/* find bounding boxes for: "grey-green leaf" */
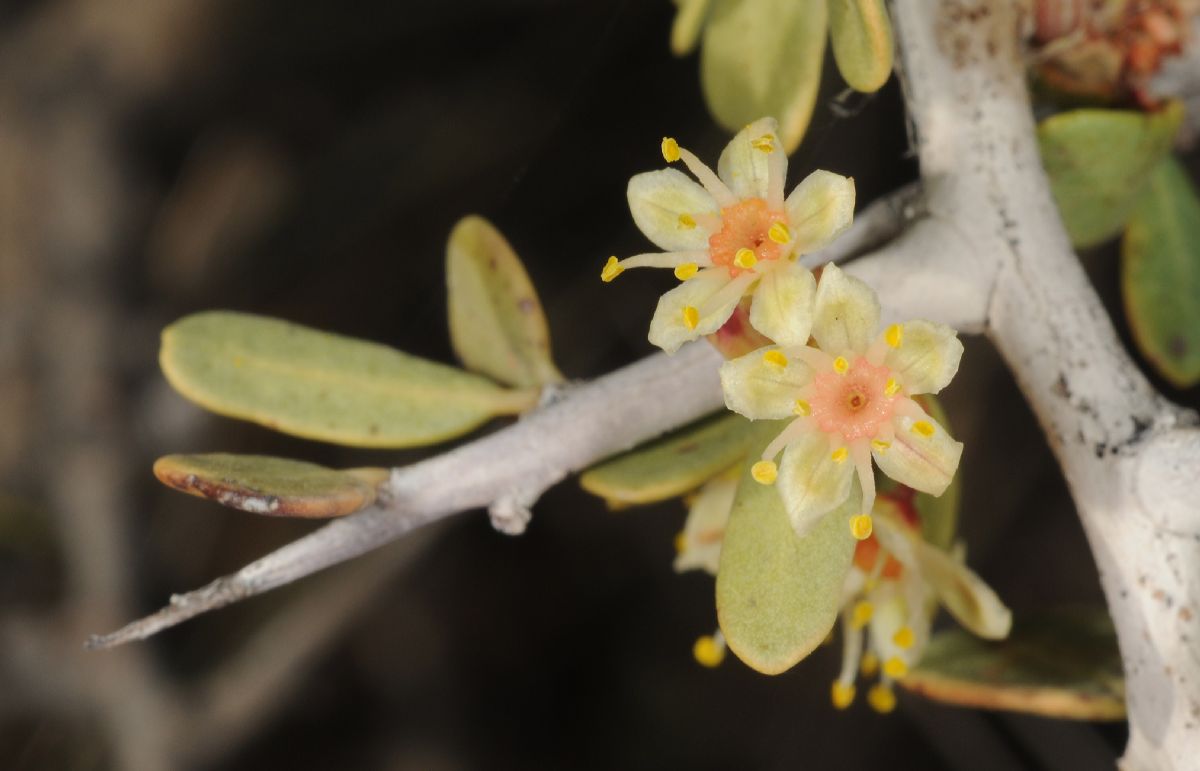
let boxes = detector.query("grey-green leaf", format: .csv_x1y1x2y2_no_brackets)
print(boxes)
828,0,894,93
1039,102,1183,248
154,453,389,518
716,422,857,674
579,413,755,506
701,0,828,154
446,215,563,389
671,0,713,56
161,311,537,448
1122,156,1200,388
901,609,1125,721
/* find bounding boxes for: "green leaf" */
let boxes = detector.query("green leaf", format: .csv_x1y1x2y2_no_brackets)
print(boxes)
446,216,564,389
716,422,857,674
579,413,754,506
901,609,1125,721
1122,157,1200,388
671,0,713,56
154,453,389,518
701,0,827,154
161,311,537,448
1039,102,1183,248
827,0,894,93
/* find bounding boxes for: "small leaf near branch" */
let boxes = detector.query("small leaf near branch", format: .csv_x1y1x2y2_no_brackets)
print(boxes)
579,413,755,506
1038,101,1182,248
701,0,828,154
161,311,537,448
670,0,713,56
446,216,563,389
154,454,389,518
828,0,894,93
900,609,1125,721
1122,156,1200,388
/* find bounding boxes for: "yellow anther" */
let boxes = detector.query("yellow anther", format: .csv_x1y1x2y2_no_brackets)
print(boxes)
885,323,904,348
793,399,811,416
893,626,915,650
661,137,681,162
767,221,791,244
693,635,725,668
682,305,700,330
850,513,874,540
733,248,758,269
884,377,900,396
750,134,775,152
601,256,624,283
833,356,849,375
851,601,874,629
883,656,909,679
762,350,788,368
867,684,897,714
677,213,697,229
674,262,699,281
751,460,778,485
674,531,687,554
860,651,880,677
871,439,891,453
830,681,856,710
911,420,935,437
831,447,849,464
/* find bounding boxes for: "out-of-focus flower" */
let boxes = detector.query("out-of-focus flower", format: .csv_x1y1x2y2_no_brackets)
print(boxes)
603,117,855,353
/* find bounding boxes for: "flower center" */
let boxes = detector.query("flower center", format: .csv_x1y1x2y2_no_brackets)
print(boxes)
809,357,896,442
708,198,788,277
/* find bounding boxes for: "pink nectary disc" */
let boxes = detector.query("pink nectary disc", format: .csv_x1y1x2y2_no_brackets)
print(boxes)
808,357,896,442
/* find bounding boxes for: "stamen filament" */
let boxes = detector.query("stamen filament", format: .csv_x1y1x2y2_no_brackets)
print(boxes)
677,147,737,208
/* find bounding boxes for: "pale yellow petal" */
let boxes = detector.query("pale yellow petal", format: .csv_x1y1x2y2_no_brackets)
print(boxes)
716,117,782,200
873,408,962,496
628,169,720,252
748,261,817,347
778,431,856,537
785,170,855,252
913,537,1012,640
674,469,739,575
884,320,964,395
720,345,814,419
811,263,880,355
648,268,741,353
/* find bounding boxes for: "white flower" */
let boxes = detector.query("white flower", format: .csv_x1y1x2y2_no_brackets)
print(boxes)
603,117,855,353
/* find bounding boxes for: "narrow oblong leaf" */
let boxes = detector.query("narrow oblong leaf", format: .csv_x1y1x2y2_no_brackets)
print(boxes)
446,216,563,389
579,413,755,506
901,609,1125,721
701,0,827,154
154,453,389,518
1039,101,1182,248
161,311,537,448
716,423,857,674
671,0,713,56
828,0,894,93
913,394,959,551
1122,157,1200,388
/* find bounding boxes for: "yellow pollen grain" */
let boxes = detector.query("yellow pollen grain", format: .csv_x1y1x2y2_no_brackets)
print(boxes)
868,684,897,714
871,439,891,453
893,627,915,650
885,323,904,348
883,657,908,679
677,213,696,229
674,262,699,281
750,134,775,152
601,256,623,283
767,221,791,244
833,356,849,374
661,137,681,162
884,377,900,396
762,350,788,368
693,635,725,668
674,531,687,554
682,305,699,330
860,651,880,677
850,513,874,540
734,248,758,269
830,681,856,710
751,460,778,485
851,601,873,629
793,399,811,416
831,447,849,464
911,420,935,437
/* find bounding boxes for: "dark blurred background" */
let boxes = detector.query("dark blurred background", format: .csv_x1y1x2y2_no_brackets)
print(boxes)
4,0,1191,768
